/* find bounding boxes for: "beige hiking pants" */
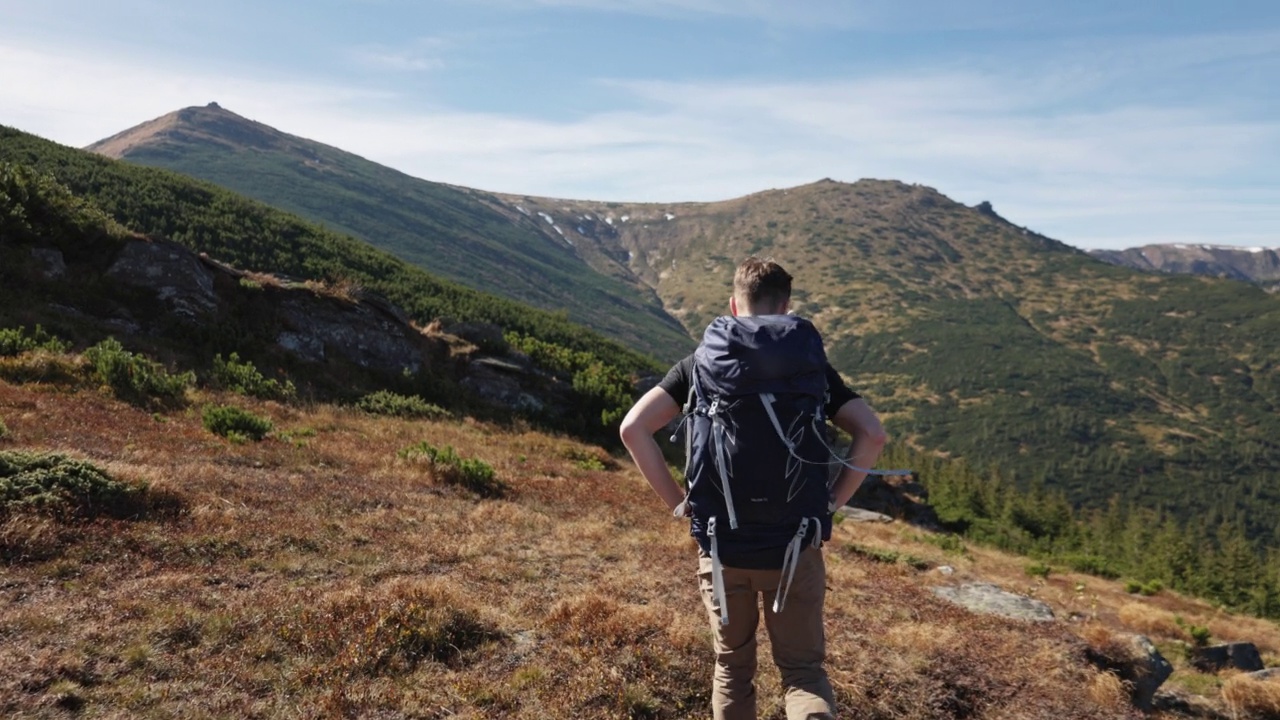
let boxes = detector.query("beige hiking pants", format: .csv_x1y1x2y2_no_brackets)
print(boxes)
697,546,836,720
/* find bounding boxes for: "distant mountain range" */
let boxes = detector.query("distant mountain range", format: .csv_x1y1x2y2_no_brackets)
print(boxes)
63,106,1280,549
1089,244,1280,290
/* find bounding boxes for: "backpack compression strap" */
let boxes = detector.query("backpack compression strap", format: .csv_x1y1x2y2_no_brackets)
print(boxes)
773,516,823,615
707,517,729,626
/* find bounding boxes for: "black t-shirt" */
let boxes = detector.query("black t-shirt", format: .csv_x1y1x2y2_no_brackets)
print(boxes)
658,354,861,569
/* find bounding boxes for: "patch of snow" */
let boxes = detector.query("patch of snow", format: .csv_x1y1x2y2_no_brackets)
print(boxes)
583,214,593,220
605,217,614,225
577,226,585,234
664,213,675,220
553,225,563,236
621,215,630,223
1247,247,1266,253
538,212,554,225
515,205,531,216
628,251,635,262
1174,244,1189,249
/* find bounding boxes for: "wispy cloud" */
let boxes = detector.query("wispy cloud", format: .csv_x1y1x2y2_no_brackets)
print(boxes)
348,37,449,73
0,27,1276,250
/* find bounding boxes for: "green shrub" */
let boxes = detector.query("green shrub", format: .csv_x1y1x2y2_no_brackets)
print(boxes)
85,338,193,406
0,351,85,385
210,352,295,401
1140,579,1164,596
0,416,7,440
356,390,449,420
1125,580,1143,594
1025,562,1052,579
399,442,504,498
202,405,273,442
0,325,70,357
0,450,145,519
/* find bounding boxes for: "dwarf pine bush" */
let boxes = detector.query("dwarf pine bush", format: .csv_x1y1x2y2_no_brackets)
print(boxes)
85,338,193,405
0,325,70,357
355,390,449,420
202,405,273,442
0,450,144,519
210,352,296,401
398,442,503,498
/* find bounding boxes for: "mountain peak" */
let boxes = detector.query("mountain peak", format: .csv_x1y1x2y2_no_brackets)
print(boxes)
86,104,284,159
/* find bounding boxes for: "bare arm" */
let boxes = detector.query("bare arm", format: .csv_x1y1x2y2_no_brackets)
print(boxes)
828,398,888,509
619,386,685,512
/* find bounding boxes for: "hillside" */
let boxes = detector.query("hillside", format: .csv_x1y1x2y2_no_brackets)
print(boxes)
85,104,694,362
4,141,1280,719
498,185,1280,551
1090,244,1280,291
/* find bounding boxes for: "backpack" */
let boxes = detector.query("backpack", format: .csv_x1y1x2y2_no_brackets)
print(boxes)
675,314,835,622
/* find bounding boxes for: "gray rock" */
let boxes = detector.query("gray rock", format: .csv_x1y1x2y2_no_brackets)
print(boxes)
1246,667,1280,681
276,294,425,375
1117,634,1174,711
106,240,218,321
1191,642,1264,673
30,248,66,279
930,582,1055,622
839,507,893,523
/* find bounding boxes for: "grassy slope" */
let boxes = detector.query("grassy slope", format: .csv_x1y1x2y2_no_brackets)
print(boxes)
5,378,1278,719
505,181,1280,548
88,106,693,362
0,125,661,381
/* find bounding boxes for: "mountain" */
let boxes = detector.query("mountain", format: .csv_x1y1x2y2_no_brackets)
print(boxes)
81,111,1280,551
1090,243,1280,290
86,103,694,362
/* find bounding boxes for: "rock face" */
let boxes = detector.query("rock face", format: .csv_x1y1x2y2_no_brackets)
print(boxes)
845,473,940,528
1087,633,1174,712
276,293,430,376
1190,642,1265,673
930,583,1055,622
107,239,219,321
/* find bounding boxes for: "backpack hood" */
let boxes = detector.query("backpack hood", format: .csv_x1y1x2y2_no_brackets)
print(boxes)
694,315,827,397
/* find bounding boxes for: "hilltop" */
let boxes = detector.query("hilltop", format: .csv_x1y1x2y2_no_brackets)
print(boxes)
86,103,694,362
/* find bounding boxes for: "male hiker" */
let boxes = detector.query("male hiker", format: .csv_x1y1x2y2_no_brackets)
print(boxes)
620,256,888,720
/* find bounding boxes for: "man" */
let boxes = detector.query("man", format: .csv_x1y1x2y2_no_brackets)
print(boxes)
620,256,888,720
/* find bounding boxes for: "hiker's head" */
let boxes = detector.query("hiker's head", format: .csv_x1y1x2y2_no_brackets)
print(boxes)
731,256,792,316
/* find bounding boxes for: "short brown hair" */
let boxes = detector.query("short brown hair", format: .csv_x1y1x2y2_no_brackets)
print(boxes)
734,256,792,313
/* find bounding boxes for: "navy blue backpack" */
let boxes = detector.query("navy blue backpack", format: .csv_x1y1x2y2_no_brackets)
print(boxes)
675,314,835,622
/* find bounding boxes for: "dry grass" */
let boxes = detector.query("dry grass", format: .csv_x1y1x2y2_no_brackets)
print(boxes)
1221,673,1280,718
1,377,1276,718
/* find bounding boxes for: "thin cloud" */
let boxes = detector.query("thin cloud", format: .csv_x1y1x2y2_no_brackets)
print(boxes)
348,37,449,73
0,31,1276,250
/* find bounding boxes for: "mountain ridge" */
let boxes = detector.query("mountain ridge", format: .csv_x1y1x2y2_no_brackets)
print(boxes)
87,103,696,362
1090,243,1280,290
79,107,1280,552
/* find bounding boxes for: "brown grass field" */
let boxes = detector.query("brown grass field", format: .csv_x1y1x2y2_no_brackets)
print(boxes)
2,378,1277,719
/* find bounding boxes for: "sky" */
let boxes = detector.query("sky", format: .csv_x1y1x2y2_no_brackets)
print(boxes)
1,0,1277,250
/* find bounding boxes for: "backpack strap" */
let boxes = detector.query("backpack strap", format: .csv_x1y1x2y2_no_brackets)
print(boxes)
708,516,729,626
773,516,823,615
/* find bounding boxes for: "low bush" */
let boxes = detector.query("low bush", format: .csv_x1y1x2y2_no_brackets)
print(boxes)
0,350,85,385
85,338,193,406
203,405,273,442
355,390,449,420
0,416,7,440
210,352,295,401
1025,562,1052,579
1140,580,1164,596
399,442,504,498
0,325,70,357
0,451,145,519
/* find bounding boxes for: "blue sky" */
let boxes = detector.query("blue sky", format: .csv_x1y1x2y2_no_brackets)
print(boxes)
1,0,1277,250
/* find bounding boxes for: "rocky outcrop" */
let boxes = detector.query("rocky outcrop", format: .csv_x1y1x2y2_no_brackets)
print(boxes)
1190,642,1265,673
845,473,940,528
1086,633,1174,712
275,293,431,376
930,583,1055,622
106,239,218,321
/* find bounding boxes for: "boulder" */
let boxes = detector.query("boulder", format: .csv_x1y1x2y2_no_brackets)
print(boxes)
1190,642,1265,673
276,293,430,376
840,507,893,523
1086,633,1174,712
1245,668,1280,681
30,248,66,279
106,240,218,321
930,582,1055,622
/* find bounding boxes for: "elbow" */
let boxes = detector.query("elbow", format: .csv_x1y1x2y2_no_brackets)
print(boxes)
618,415,642,448
863,425,888,450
